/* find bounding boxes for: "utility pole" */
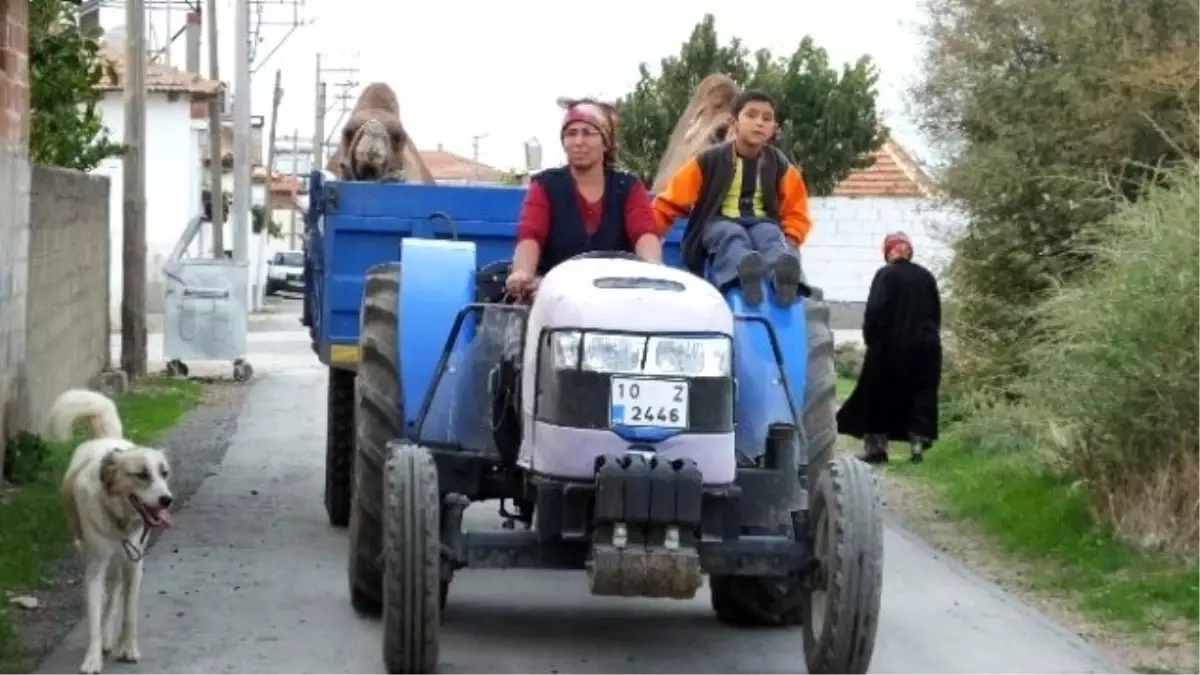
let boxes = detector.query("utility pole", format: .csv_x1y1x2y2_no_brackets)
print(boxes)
206,0,224,258
471,133,488,184
290,129,299,249
254,68,283,311
232,0,252,265
315,51,360,154
314,81,327,168
313,54,326,169
121,0,148,380
184,10,202,256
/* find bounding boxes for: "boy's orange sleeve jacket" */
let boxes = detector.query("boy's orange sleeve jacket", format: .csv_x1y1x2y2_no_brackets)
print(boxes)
777,165,814,246
650,157,815,246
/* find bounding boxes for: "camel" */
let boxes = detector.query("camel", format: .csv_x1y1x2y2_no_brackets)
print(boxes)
650,74,741,195
325,82,436,184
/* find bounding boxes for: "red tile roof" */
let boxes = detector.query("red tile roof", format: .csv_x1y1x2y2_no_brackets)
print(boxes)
418,150,506,183
95,44,222,97
832,139,933,198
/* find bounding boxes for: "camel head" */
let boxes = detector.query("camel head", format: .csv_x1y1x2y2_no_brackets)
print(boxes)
339,113,408,181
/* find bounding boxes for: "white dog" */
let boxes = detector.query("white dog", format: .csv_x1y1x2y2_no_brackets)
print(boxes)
48,389,174,674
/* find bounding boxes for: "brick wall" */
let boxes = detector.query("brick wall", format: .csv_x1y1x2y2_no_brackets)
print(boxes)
23,166,111,433
0,0,31,473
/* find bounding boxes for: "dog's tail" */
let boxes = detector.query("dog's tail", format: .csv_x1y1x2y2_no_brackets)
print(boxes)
46,389,123,442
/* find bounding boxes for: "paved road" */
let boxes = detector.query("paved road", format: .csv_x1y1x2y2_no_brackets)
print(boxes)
43,302,1121,674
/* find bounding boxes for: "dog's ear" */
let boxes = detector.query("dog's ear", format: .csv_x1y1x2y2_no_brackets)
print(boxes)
100,450,120,493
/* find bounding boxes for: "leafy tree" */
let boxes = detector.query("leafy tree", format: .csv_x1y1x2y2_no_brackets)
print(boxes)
910,0,1200,403
252,204,284,239
29,0,124,170
617,14,886,196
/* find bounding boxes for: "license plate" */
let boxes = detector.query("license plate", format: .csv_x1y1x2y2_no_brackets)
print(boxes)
609,377,689,429
287,274,302,282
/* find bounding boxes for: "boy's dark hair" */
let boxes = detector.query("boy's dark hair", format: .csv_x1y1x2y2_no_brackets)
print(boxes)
732,89,778,118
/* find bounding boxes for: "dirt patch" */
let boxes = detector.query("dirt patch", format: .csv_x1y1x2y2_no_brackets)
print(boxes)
858,442,1199,674
7,380,250,672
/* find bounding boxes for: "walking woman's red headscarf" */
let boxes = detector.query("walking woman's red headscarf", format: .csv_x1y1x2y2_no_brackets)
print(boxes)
883,231,914,262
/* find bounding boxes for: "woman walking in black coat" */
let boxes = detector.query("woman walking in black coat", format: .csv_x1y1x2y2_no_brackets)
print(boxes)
837,231,943,465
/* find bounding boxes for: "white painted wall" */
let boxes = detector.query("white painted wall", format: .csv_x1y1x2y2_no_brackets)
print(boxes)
803,196,961,303
93,92,201,325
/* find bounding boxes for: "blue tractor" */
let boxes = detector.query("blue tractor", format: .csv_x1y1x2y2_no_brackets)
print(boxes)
304,172,884,674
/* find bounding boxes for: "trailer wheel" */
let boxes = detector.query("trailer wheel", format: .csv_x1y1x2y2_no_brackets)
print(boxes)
324,366,355,527
710,290,839,627
802,455,883,675
382,442,442,675
349,262,404,616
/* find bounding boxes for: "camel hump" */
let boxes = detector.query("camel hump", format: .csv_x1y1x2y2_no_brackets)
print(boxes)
354,82,401,117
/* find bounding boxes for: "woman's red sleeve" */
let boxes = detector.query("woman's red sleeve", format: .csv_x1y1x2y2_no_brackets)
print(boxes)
516,182,551,247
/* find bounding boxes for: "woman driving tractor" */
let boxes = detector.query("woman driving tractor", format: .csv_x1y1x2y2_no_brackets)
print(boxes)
504,99,663,298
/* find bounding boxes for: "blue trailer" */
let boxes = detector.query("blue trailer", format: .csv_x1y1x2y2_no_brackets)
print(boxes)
303,171,883,675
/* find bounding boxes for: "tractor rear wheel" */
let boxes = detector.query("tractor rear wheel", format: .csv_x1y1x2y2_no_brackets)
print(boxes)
349,262,403,616
710,288,839,628
324,367,355,528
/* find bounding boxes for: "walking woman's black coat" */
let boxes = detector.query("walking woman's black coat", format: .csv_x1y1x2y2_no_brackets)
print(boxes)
836,259,943,446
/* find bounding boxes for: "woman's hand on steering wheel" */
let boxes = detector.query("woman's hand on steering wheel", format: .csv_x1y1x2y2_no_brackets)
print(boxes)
504,269,540,303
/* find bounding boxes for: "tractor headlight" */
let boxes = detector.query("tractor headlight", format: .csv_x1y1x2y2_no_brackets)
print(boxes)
582,333,647,374
550,331,582,370
547,330,730,377
645,336,731,377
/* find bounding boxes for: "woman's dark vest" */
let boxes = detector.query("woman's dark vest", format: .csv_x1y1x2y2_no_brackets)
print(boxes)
680,141,789,275
532,167,634,276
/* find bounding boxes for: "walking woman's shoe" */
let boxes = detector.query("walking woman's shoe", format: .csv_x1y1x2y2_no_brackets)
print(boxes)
856,435,889,465
857,450,889,465
908,435,928,465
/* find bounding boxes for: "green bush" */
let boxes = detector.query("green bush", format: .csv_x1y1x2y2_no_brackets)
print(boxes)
833,342,864,380
1019,163,1199,555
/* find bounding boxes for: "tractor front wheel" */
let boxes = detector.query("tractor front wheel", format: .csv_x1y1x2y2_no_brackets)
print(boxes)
382,442,442,674
801,455,884,674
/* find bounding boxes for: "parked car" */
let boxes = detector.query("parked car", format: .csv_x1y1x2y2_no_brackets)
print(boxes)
266,250,305,295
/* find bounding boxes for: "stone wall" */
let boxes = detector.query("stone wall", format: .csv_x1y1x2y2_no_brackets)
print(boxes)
0,0,31,474
23,166,111,433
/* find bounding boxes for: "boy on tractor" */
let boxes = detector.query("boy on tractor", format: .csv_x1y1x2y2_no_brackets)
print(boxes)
651,89,813,306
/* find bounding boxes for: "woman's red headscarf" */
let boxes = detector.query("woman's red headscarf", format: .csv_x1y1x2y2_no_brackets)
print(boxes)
883,231,914,262
559,97,619,167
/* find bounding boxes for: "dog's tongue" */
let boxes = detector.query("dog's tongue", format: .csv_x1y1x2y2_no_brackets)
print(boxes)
149,508,173,528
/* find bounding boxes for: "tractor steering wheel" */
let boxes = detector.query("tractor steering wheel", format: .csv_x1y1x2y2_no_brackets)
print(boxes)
565,250,642,263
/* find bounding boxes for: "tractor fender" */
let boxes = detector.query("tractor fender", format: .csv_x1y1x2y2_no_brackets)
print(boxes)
727,289,810,464
398,238,477,432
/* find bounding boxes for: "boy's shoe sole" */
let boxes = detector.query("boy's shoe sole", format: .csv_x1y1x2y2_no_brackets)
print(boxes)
772,254,802,307
737,252,766,305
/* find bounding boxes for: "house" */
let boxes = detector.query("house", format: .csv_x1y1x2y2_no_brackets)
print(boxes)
91,41,222,327
420,147,511,184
